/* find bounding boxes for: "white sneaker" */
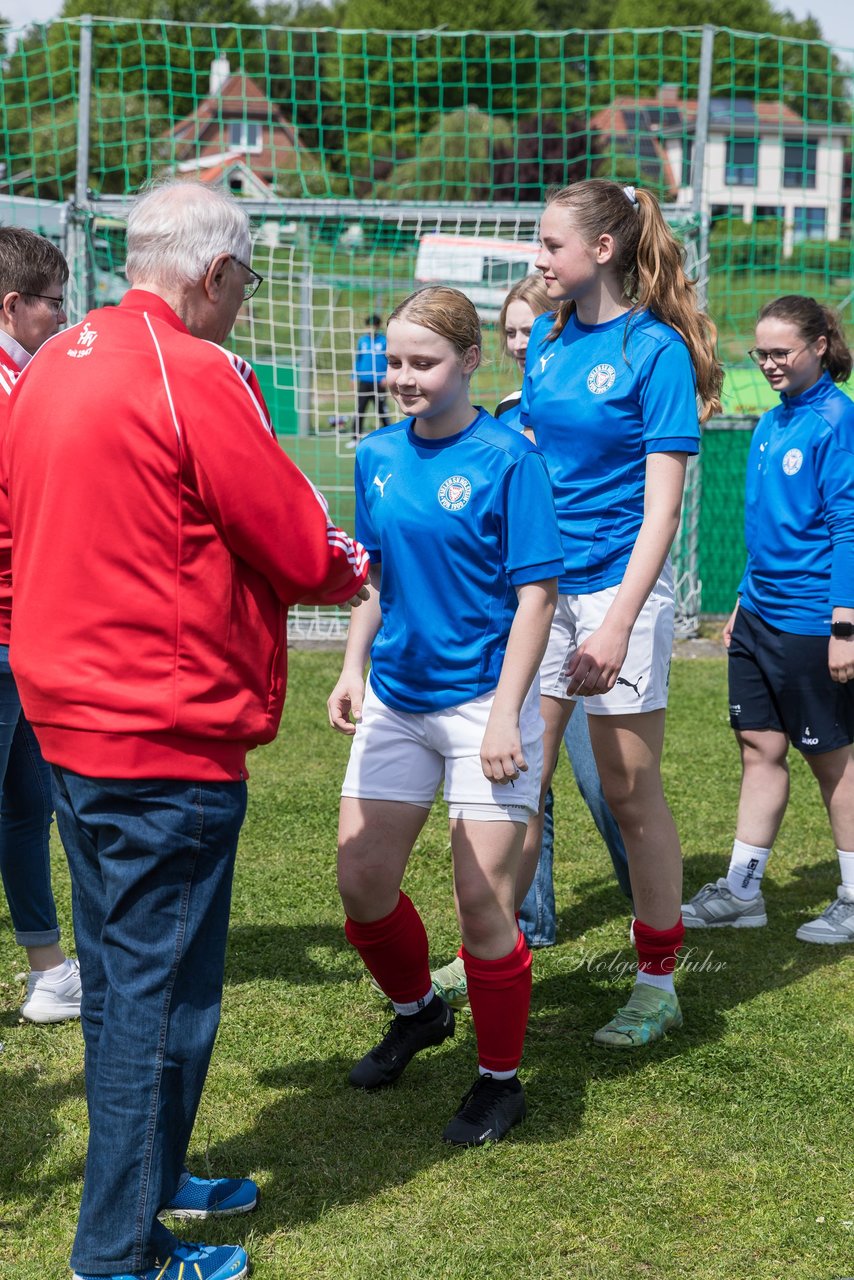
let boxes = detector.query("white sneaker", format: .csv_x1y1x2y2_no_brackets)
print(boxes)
682,877,767,928
21,958,82,1023
795,886,854,944
344,439,358,449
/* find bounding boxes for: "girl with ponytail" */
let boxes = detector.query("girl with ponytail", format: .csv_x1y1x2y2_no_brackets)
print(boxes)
519,177,723,1049
683,296,854,945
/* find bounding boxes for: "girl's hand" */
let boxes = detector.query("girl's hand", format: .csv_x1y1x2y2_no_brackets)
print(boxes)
565,621,631,697
722,602,739,649
480,709,527,784
327,672,366,734
829,636,854,684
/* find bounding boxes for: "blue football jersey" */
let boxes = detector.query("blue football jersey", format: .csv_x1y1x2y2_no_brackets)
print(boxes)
739,372,854,634
355,407,564,713
354,333,388,383
520,309,700,592
495,390,524,432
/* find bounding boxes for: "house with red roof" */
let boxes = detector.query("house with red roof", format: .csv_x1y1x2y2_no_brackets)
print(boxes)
592,88,848,252
166,58,305,196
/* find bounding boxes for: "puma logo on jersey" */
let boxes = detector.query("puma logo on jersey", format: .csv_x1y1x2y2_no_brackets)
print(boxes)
616,674,643,697
539,352,555,374
372,472,392,498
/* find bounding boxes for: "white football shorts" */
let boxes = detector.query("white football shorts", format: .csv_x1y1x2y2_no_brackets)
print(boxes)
341,677,544,820
539,563,674,715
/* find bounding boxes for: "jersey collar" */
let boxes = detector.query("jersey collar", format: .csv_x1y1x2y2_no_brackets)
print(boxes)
119,289,191,335
0,328,31,370
406,406,486,449
779,370,834,411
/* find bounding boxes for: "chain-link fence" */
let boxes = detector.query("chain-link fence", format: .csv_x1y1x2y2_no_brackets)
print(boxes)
1,19,852,632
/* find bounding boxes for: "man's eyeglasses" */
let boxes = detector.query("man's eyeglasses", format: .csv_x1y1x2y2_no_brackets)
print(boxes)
747,346,806,368
230,256,264,302
21,292,64,313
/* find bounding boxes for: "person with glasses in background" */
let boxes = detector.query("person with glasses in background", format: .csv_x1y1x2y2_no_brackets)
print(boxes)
0,227,82,1023
5,181,369,1280
683,295,854,944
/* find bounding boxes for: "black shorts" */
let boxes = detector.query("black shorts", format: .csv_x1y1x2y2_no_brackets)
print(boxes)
728,606,854,755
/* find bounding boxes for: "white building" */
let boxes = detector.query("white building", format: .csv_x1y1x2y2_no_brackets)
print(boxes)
592,90,849,255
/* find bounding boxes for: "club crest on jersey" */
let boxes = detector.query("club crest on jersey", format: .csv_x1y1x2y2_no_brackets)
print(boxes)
587,363,616,394
67,321,98,359
438,474,472,511
782,448,803,476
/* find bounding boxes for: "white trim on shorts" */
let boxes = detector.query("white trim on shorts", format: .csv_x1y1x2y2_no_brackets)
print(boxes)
539,562,674,715
341,678,544,818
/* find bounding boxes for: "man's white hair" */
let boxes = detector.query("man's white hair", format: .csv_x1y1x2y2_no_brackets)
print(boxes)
125,181,252,288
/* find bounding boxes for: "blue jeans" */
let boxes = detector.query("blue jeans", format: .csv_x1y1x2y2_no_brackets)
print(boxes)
52,767,247,1275
0,646,58,947
519,706,632,948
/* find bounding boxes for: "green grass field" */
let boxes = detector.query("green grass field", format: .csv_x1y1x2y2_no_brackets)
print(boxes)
2,653,853,1280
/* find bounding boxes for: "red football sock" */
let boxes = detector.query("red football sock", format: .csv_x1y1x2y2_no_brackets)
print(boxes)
633,917,684,976
345,892,431,1005
462,932,532,1073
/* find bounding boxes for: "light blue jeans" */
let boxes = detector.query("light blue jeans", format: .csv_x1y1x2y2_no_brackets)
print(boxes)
0,644,58,946
519,706,631,947
53,767,247,1275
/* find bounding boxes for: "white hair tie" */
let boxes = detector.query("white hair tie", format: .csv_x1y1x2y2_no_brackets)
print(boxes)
623,185,639,207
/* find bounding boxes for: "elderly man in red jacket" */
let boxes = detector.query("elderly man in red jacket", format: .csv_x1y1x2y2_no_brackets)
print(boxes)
5,182,369,1280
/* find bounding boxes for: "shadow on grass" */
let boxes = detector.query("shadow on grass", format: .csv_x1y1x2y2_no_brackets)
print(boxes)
225,922,355,987
0,1064,85,1209
199,1014,595,1234
210,846,852,1225
198,852,847,1234
529,850,847,1098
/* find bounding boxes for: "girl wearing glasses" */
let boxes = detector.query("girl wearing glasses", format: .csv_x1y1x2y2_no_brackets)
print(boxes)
328,286,563,1144
683,295,854,943
521,178,722,1049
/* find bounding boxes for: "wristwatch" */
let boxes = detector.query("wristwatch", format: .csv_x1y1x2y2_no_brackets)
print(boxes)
831,621,854,639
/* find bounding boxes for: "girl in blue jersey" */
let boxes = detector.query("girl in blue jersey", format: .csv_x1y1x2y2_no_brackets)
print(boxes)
328,286,564,1145
431,276,631,1010
521,178,723,1048
683,296,854,942
497,275,633,925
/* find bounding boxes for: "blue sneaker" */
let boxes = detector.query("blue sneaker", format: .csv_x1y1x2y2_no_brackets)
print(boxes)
161,1172,258,1219
72,1240,248,1280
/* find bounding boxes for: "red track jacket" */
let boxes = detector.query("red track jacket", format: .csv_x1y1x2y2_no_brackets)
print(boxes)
0,342,26,646
5,290,368,779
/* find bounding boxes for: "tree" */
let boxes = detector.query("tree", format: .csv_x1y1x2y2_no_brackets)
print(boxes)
374,106,514,201
492,113,593,203
325,0,541,190
607,0,850,123
16,92,165,198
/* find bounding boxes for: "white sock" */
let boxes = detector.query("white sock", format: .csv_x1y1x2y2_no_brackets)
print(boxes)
391,987,434,1016
726,840,771,900
479,1065,517,1080
837,849,854,895
31,959,71,980
635,971,675,994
